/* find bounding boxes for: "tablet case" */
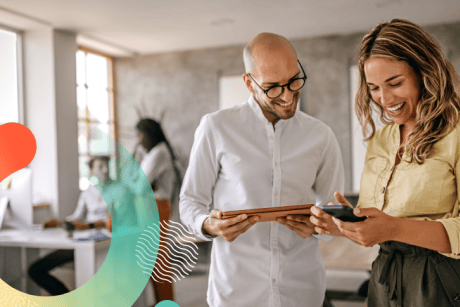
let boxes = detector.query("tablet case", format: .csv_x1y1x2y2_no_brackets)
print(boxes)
221,204,313,222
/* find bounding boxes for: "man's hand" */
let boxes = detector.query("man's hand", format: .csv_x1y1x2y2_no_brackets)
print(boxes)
43,219,62,228
277,214,317,239
202,209,259,242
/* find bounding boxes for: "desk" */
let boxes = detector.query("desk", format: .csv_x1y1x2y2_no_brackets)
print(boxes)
0,228,110,293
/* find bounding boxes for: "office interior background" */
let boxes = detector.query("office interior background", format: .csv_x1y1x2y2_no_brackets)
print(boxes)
0,0,460,306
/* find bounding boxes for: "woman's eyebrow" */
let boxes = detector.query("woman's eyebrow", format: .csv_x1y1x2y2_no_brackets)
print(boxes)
367,74,404,86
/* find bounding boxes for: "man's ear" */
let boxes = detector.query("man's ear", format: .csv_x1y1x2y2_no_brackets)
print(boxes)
243,73,255,94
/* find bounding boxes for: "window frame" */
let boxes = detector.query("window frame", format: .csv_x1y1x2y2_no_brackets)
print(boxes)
0,23,24,125
76,46,119,187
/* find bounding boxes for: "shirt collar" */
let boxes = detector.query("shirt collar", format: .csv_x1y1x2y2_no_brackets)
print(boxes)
248,94,269,124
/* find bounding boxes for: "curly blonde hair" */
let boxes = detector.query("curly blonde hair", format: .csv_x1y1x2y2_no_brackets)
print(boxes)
355,18,460,163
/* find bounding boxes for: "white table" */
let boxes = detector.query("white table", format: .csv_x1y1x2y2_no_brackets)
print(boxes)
0,228,111,293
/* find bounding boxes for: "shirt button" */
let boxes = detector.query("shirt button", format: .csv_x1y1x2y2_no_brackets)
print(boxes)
273,248,277,253
391,166,394,171
272,278,276,283
269,136,274,140
272,221,276,225
274,191,278,196
274,162,278,166
382,187,386,194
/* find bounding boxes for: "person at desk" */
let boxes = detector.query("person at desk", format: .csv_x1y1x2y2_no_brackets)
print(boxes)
180,32,344,307
28,155,112,295
311,19,460,306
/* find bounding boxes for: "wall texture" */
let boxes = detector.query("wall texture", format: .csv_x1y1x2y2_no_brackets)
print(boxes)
115,21,460,193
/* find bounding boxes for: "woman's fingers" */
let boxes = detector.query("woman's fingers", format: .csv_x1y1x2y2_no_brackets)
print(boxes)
334,191,353,208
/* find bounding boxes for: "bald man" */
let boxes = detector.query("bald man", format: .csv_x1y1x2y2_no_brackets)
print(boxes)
180,33,344,307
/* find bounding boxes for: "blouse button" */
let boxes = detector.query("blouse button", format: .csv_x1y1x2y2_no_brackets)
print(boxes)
382,187,386,194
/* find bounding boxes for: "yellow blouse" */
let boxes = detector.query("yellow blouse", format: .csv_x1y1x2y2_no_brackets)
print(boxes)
357,122,460,258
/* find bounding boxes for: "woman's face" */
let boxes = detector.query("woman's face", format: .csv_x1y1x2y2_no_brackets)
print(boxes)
136,130,147,149
364,57,421,131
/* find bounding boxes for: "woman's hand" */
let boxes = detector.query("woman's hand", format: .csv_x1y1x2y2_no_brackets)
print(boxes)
332,206,399,247
309,191,351,237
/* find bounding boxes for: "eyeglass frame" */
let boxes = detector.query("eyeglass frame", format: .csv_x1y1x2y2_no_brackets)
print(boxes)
246,59,307,99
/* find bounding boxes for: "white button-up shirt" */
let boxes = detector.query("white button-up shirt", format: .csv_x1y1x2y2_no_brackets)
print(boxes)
66,184,108,223
180,95,344,307
139,142,175,201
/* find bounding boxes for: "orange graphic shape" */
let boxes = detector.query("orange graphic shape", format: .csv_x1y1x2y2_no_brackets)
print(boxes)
0,123,37,182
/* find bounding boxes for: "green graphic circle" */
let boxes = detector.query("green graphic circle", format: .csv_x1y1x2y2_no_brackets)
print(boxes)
156,301,180,307
0,131,183,306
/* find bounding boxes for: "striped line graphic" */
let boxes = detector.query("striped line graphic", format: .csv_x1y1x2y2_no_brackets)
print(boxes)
135,220,199,283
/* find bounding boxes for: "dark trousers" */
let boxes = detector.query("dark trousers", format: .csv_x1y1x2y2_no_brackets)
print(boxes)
368,241,460,307
28,249,73,295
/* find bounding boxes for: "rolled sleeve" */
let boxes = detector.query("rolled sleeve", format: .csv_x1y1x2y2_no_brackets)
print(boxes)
438,218,460,259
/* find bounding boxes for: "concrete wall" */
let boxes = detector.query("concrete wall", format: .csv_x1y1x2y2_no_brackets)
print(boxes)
115,21,460,193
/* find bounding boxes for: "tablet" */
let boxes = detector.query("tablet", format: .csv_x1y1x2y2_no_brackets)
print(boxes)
221,204,313,222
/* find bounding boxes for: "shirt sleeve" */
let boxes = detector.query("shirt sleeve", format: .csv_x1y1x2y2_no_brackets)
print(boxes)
66,190,87,222
179,115,221,241
312,126,345,241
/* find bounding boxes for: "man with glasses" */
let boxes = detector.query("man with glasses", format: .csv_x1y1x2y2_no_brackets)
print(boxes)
180,32,344,307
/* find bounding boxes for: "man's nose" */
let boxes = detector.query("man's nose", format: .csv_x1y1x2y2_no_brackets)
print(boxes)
279,86,295,102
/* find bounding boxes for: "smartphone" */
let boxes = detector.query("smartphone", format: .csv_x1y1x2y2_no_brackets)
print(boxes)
319,205,367,222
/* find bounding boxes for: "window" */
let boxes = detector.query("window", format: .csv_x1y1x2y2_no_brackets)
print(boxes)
0,27,22,124
76,48,117,190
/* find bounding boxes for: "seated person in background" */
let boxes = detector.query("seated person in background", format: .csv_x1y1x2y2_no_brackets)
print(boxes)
28,156,112,296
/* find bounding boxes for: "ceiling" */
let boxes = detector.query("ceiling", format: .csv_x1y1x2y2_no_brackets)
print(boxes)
1,0,459,56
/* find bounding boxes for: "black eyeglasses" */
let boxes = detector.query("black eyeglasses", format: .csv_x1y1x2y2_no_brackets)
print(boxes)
247,60,307,99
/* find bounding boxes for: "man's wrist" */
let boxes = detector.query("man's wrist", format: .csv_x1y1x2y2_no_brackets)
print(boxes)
202,217,217,238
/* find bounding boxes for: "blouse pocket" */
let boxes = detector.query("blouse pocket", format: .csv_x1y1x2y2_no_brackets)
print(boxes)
359,157,388,205
392,159,453,215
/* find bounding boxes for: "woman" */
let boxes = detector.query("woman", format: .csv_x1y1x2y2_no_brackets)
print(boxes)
310,19,460,306
135,118,182,220
135,118,182,302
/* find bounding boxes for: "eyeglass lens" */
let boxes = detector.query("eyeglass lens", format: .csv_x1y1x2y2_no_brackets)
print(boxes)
267,78,305,98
